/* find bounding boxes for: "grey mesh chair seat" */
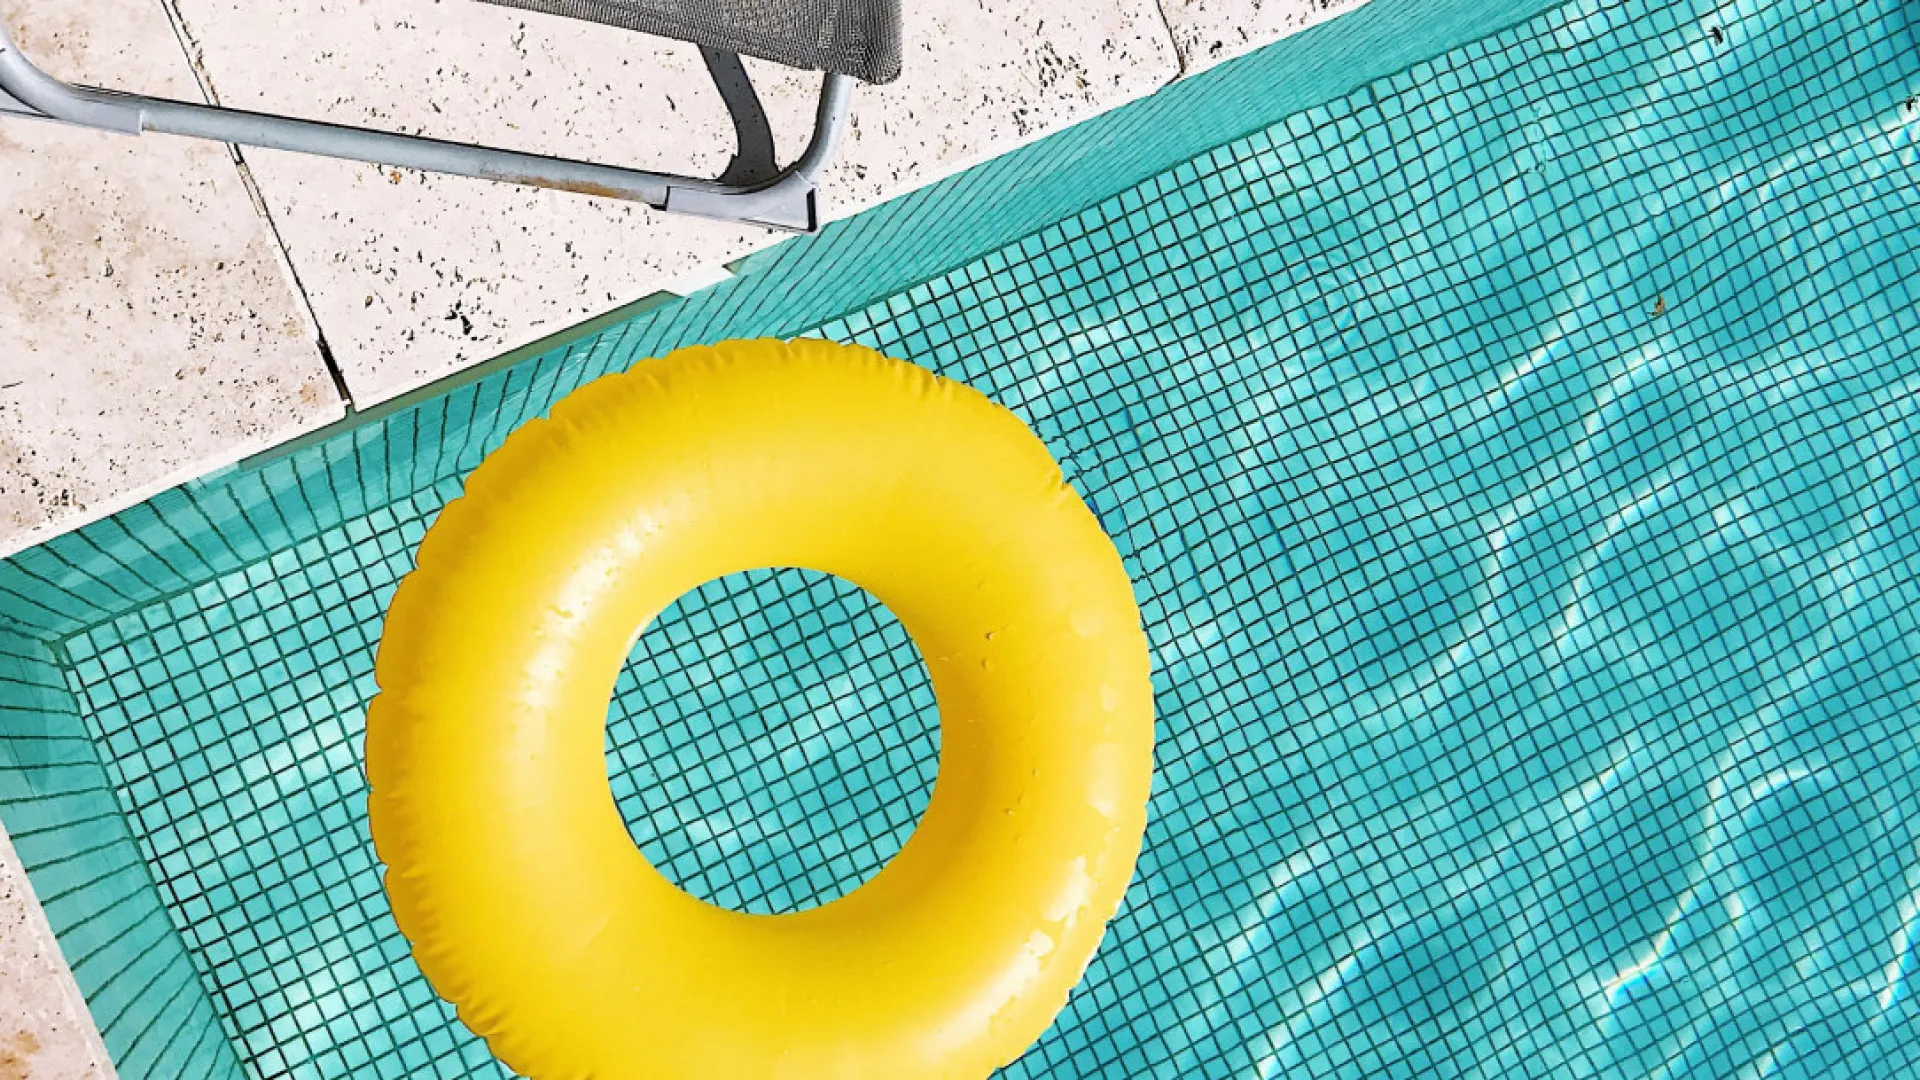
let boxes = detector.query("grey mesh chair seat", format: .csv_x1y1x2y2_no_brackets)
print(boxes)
484,0,901,83
0,0,899,230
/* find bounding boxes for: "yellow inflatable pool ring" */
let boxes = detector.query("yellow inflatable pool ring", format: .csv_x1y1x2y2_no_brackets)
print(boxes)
367,338,1153,1079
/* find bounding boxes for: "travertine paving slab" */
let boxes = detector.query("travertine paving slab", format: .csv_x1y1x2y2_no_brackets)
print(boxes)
0,0,340,559
164,0,1180,404
0,827,114,1080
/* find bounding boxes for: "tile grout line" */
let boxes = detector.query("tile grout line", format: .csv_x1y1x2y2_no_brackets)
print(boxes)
150,0,358,414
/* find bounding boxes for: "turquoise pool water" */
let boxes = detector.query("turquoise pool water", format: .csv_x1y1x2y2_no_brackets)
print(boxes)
5,0,1920,1075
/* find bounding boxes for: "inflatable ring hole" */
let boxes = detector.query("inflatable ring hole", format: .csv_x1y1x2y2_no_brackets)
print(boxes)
605,567,940,915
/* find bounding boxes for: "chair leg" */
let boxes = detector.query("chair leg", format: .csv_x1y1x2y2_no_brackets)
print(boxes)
702,48,780,188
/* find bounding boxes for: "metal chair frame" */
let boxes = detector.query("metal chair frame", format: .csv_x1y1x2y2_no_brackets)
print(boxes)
0,18,854,232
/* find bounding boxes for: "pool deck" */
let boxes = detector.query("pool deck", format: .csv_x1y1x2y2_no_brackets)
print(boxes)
1,829,114,1079
1,0,1373,564
0,0,1367,1071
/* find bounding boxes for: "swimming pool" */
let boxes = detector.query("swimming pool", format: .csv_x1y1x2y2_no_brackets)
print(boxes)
4,0,1918,1075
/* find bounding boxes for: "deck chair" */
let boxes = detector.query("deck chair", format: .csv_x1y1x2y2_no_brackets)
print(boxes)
0,0,901,231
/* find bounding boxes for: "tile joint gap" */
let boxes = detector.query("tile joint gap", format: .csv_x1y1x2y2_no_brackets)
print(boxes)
1150,0,1190,80
155,0,357,413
